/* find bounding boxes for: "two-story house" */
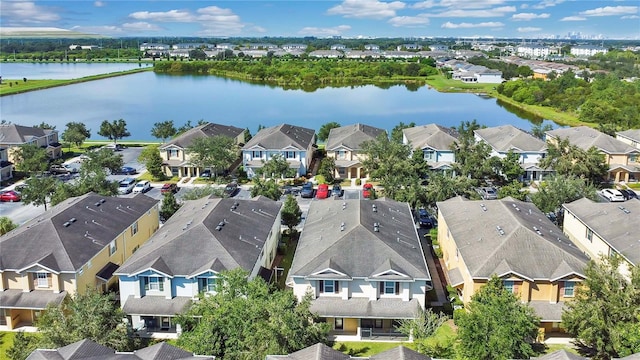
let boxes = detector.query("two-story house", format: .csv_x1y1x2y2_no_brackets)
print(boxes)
115,196,282,337
287,199,432,341
562,198,639,279
402,124,459,172
242,124,316,179
546,126,640,183
0,123,62,163
159,123,245,178
0,147,13,182
0,193,159,330
325,124,385,180
474,125,550,181
436,197,589,337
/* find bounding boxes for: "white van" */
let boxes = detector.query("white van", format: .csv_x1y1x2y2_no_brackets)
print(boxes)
601,189,625,202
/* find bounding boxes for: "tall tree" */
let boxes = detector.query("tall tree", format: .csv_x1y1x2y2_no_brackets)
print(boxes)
150,120,177,143
539,137,608,184
61,122,91,149
500,150,525,183
451,120,493,180
187,136,238,178
37,289,133,351
530,174,597,216
361,133,415,200
138,145,164,180
281,194,302,233
34,121,56,130
160,192,181,221
395,308,448,340
6,331,38,360
457,276,540,360
562,257,640,360
316,157,335,184
250,178,282,201
97,119,130,144
176,268,330,359
259,154,290,179
391,121,416,143
13,143,49,174
530,123,553,140
317,121,340,142
0,216,17,235
21,176,58,211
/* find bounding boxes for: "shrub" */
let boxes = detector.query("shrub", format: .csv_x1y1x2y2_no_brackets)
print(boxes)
355,178,362,186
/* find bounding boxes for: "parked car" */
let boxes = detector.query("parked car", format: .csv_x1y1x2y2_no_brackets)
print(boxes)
104,143,123,151
0,190,21,202
362,183,373,198
281,185,300,196
132,180,151,194
118,178,136,194
600,188,625,202
479,187,497,200
160,183,178,195
199,170,212,178
49,164,76,174
300,182,314,198
332,184,344,197
416,208,436,229
117,166,137,175
316,184,329,199
224,182,239,197
619,189,638,200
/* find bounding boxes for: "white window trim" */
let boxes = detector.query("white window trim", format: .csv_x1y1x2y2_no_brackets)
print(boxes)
36,273,49,288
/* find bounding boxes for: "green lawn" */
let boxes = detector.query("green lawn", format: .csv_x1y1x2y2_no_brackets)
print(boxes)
0,331,15,359
333,341,416,356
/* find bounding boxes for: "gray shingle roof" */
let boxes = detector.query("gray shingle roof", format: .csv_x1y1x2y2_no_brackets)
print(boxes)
289,198,430,281
370,346,431,360
535,349,588,360
562,198,640,266
243,124,315,150
121,295,192,316
0,289,67,310
402,124,459,151
160,123,244,150
436,197,588,281
326,124,385,151
546,126,638,154
309,297,422,319
265,343,350,360
0,124,57,144
0,193,159,273
617,129,640,145
475,125,547,152
528,301,566,322
115,196,281,277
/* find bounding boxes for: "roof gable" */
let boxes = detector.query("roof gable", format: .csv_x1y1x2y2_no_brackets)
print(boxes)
475,125,546,153
243,124,315,151
326,124,385,151
547,126,637,154
161,123,244,149
403,124,459,151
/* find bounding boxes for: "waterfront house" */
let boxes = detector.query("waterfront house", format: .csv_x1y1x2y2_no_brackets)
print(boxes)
287,199,432,341
436,197,589,337
115,196,282,337
546,126,640,183
159,123,245,178
0,123,62,163
242,124,316,179
0,193,159,330
562,198,639,279
139,43,170,56
402,124,459,172
474,125,550,181
325,124,385,180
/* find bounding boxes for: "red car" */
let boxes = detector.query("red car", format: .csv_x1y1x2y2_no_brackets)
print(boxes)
316,184,329,199
160,183,178,194
362,183,373,198
0,190,21,202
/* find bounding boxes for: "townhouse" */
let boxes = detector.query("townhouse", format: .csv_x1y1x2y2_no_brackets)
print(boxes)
0,193,159,330
402,124,459,172
546,126,640,183
325,124,385,180
437,197,589,336
159,122,245,178
474,124,550,181
570,45,608,57
562,198,639,279
287,199,431,341
616,129,640,150
242,124,316,179
0,147,12,182
0,123,62,163
115,196,282,337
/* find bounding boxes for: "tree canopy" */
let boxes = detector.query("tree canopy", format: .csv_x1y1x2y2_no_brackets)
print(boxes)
176,268,330,359
250,178,282,201
0,216,17,235
259,154,291,179
530,174,598,215
150,120,177,143
187,135,238,178
21,175,58,210
539,137,608,184
97,119,130,143
317,121,340,142
13,143,49,174
61,122,91,148
138,145,165,180
281,194,302,233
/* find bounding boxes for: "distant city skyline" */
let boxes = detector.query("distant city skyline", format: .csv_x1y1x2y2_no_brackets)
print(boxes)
0,0,638,40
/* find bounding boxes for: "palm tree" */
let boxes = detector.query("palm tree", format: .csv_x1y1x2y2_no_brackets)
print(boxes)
0,216,17,235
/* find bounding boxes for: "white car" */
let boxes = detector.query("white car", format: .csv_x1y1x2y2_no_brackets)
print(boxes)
601,189,625,202
132,180,151,194
118,178,136,194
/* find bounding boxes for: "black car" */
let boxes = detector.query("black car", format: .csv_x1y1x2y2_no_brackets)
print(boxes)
417,208,436,229
199,170,211,178
620,189,638,200
332,184,344,197
300,182,314,198
224,182,239,197
118,166,137,175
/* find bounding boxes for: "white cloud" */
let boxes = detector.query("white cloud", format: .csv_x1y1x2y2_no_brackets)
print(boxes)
561,16,586,21
511,12,549,21
251,25,267,33
70,25,123,36
388,14,430,27
298,25,351,37
531,0,564,10
122,22,161,32
517,26,542,32
579,6,638,17
411,0,437,9
621,15,640,19
0,1,60,24
428,6,515,18
441,21,503,28
129,9,193,22
94,1,105,7
128,6,246,36
435,0,507,9
327,0,405,19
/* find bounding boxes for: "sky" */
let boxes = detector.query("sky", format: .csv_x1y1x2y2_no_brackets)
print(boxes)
0,0,639,39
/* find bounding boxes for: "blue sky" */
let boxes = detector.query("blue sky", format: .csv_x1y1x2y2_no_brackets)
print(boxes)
1,0,638,39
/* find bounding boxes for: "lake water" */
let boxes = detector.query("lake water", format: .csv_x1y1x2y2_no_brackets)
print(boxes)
0,62,151,80
0,62,557,141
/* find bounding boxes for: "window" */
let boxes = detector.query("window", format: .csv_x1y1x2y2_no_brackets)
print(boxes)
284,151,295,159
380,281,399,295
374,319,383,328
167,149,179,158
252,151,262,158
334,318,343,330
109,240,117,256
319,280,338,294
199,278,216,293
423,150,435,161
144,277,164,291
337,150,347,160
503,280,514,293
564,281,575,297
36,273,49,288
131,222,139,236
586,228,593,243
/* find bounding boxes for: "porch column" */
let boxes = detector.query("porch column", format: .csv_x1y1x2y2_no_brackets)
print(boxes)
0,272,5,291
624,172,629,182
549,283,558,304
133,278,141,298
22,273,31,292
51,273,61,293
